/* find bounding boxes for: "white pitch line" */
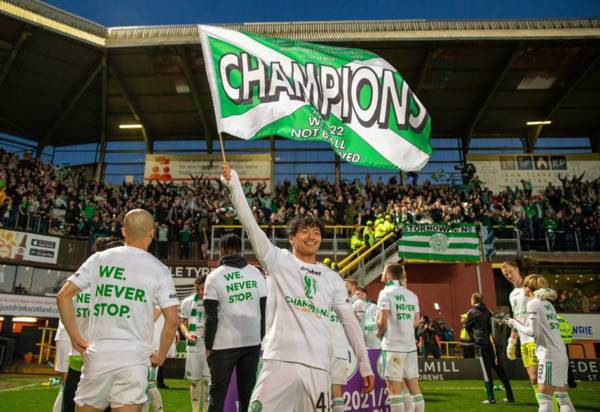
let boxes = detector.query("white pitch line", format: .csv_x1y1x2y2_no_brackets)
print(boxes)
0,383,39,392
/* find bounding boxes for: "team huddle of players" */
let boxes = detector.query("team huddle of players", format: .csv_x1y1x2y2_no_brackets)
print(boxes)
52,164,575,412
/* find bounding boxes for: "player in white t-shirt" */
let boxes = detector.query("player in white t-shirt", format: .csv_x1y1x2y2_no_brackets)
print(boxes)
501,261,539,402
222,164,374,412
203,233,267,412
53,320,71,412
377,264,424,412
57,209,179,412
352,287,369,324
180,276,210,412
62,237,123,412
507,275,576,412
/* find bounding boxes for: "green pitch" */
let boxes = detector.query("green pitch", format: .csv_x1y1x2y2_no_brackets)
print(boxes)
1,374,599,411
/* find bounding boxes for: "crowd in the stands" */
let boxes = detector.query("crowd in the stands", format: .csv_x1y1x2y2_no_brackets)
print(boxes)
0,150,599,255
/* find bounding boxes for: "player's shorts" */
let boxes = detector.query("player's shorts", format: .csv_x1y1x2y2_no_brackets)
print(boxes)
377,350,419,380
521,341,539,368
249,359,331,412
185,350,210,381
330,357,349,385
54,340,71,373
74,364,148,409
537,355,568,387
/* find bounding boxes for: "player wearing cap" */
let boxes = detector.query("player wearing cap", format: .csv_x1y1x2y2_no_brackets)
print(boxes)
377,264,424,412
507,275,576,412
222,164,374,412
57,209,179,412
180,276,211,412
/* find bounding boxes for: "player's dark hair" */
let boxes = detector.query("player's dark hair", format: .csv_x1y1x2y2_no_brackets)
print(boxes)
501,260,519,270
286,214,324,238
220,233,242,254
471,292,483,304
195,274,207,285
92,236,123,252
386,264,405,280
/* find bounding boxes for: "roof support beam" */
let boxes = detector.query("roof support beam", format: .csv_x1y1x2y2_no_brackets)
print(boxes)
37,61,102,155
542,51,600,120
524,124,543,153
95,52,108,183
176,47,215,152
0,114,37,141
108,63,153,153
462,46,522,156
0,31,31,91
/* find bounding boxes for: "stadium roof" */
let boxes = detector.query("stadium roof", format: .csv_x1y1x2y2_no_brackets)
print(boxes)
0,0,599,154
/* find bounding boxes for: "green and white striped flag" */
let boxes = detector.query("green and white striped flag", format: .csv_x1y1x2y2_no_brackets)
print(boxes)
398,224,481,263
199,25,432,171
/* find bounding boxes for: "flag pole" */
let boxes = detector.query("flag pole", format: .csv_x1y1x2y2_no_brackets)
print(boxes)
218,133,227,163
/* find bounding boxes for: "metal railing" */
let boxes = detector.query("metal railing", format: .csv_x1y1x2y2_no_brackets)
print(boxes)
209,224,359,260
341,233,398,286
491,224,597,254
36,324,57,365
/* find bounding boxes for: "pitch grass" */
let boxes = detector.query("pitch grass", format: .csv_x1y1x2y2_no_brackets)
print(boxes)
0,374,599,411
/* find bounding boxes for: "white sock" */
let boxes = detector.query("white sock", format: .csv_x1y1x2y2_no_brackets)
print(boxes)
148,386,164,412
52,386,63,412
190,381,201,412
538,393,553,412
389,394,405,412
201,378,210,411
141,401,149,412
555,392,575,412
333,397,345,412
412,393,425,412
402,388,414,412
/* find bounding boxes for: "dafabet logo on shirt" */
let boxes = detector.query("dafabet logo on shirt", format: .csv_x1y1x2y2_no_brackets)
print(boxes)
303,274,317,299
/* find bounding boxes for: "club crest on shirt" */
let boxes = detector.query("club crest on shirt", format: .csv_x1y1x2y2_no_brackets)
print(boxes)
303,274,317,299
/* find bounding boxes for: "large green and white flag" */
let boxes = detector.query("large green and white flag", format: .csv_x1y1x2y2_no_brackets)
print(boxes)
398,224,481,263
199,25,432,171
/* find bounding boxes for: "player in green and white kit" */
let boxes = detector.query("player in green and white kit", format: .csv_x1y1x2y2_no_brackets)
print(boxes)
180,276,210,412
507,275,576,412
222,164,374,412
377,264,424,412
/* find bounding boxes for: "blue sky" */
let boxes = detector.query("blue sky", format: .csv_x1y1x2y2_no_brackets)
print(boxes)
46,0,600,26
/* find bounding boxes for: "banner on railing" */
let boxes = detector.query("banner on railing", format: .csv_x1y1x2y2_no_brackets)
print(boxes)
144,154,272,189
466,153,600,194
398,224,480,263
0,229,61,264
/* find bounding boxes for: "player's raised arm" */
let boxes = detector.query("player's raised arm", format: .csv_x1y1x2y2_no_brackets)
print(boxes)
221,163,275,268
